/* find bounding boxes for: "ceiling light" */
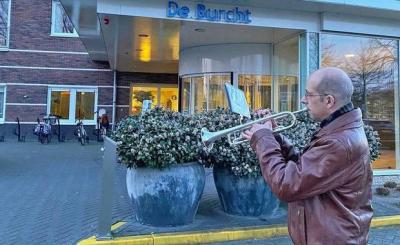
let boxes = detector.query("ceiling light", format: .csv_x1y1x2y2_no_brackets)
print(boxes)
194,28,205,32
138,34,149,38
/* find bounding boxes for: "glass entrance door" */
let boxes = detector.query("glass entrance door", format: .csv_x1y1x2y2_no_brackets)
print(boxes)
180,73,231,114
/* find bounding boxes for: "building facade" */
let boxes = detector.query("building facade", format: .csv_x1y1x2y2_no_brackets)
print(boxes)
1,0,400,174
0,0,179,140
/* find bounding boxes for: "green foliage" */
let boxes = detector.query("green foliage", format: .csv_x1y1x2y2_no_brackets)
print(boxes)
198,108,260,177
376,187,390,196
383,181,397,188
112,106,381,174
201,108,382,177
112,107,203,169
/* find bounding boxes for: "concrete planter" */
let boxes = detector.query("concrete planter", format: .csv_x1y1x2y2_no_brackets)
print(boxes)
126,162,205,226
213,165,280,217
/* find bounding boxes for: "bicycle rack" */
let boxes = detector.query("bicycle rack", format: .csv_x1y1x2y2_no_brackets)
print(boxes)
15,117,25,142
54,117,65,142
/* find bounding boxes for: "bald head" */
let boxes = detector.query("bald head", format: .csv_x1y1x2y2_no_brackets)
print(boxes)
310,67,353,107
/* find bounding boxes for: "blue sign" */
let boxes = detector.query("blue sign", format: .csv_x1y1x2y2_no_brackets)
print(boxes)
167,1,251,24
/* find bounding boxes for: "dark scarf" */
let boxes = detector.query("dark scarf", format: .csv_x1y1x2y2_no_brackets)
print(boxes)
320,102,354,128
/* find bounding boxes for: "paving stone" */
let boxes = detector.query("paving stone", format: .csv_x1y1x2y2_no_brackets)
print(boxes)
0,141,400,244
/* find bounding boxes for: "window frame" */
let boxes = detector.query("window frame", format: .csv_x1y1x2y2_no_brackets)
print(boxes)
0,0,12,50
129,83,179,115
50,0,78,38
0,85,6,123
47,87,98,125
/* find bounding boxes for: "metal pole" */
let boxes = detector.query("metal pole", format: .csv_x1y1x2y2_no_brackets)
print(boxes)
112,70,117,131
96,136,117,240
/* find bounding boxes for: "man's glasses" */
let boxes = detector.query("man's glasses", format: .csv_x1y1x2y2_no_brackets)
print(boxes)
304,90,329,98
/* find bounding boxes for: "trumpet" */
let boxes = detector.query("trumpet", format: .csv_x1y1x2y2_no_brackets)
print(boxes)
201,108,308,150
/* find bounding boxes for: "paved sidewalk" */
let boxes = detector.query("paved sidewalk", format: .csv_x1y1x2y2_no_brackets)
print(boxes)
0,141,132,245
1,141,400,245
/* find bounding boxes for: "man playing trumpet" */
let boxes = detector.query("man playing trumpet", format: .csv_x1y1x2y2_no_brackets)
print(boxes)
243,67,373,245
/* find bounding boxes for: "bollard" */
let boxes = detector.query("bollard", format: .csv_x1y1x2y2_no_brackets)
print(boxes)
96,136,117,240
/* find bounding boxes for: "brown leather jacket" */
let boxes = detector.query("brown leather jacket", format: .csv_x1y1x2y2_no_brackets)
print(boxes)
250,109,373,245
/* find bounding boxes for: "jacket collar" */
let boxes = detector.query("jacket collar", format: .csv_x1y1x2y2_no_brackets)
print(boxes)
315,108,363,138
320,102,354,128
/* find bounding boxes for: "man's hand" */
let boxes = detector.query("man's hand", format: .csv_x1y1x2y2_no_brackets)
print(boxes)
242,109,274,140
242,121,273,140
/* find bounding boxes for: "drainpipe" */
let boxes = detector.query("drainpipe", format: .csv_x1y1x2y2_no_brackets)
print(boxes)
112,70,116,131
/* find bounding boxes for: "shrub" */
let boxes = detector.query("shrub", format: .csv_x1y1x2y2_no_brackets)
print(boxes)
112,107,203,169
375,187,390,196
201,108,382,177
383,181,397,188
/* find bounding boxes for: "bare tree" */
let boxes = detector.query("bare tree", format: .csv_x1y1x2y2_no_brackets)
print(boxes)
343,39,396,117
322,38,397,118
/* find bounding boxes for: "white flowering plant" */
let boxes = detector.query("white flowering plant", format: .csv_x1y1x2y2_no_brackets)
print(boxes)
198,108,260,177
201,108,381,177
112,107,203,169
281,109,381,162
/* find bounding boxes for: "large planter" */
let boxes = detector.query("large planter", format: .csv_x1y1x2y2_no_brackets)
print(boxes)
213,165,280,216
126,162,205,226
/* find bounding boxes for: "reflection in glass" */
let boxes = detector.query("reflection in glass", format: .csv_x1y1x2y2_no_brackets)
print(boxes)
0,0,10,47
53,0,75,34
274,36,299,112
160,87,178,111
192,76,207,113
277,76,298,112
208,74,229,110
131,87,157,115
50,91,70,119
75,92,95,120
238,75,272,110
181,73,231,114
182,78,190,113
321,34,398,169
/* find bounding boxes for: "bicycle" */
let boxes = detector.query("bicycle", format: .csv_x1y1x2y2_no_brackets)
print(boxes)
34,113,52,144
75,119,89,145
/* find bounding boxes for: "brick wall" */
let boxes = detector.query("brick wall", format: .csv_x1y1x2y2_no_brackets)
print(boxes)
0,0,179,140
9,0,86,51
0,0,113,128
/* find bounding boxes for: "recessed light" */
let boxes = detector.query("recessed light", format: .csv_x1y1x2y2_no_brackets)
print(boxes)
194,28,205,32
138,34,149,37
136,49,143,52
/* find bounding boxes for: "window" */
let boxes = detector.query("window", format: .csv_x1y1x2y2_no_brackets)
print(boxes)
130,84,178,115
273,36,300,112
238,74,272,111
0,86,5,122
0,0,11,48
51,0,78,37
321,34,399,170
48,87,97,124
180,73,230,114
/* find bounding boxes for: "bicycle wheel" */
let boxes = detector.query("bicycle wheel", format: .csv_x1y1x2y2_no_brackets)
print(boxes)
39,132,46,144
80,132,86,145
